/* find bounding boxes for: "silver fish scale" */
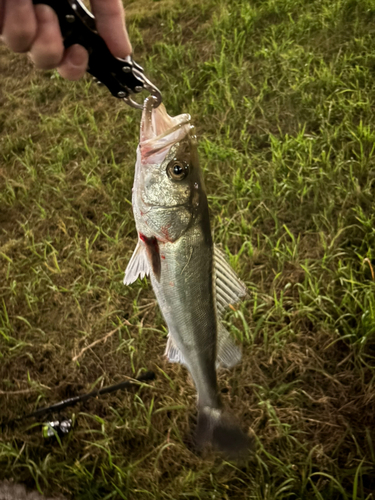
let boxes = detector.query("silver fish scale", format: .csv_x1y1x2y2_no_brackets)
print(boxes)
150,227,220,410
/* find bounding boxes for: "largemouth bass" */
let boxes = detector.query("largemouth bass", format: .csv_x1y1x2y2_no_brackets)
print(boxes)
124,97,251,456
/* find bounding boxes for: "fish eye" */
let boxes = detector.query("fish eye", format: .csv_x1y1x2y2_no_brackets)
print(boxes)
166,160,189,181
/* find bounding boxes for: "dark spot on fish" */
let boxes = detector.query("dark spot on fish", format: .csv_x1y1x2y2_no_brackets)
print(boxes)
139,233,161,280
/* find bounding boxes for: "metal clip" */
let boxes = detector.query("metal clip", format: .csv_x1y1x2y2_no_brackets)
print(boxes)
123,70,162,109
32,0,162,109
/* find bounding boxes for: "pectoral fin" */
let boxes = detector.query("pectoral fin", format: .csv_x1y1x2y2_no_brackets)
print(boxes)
123,240,151,285
139,234,161,281
124,235,161,284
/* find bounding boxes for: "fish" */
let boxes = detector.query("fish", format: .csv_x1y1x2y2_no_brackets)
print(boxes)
124,97,252,457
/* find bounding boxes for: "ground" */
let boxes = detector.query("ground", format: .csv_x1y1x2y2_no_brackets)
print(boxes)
1,0,375,498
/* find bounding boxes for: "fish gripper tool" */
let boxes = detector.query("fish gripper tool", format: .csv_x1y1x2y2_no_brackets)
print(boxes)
32,0,162,109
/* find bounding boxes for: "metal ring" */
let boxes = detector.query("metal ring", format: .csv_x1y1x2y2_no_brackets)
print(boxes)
123,96,144,110
123,86,162,110
143,79,162,109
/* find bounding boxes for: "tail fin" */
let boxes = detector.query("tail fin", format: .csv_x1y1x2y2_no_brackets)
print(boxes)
195,407,253,459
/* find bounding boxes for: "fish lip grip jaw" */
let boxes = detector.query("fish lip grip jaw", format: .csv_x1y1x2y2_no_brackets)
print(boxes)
32,0,162,109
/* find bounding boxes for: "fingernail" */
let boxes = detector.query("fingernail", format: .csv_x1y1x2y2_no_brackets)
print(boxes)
69,44,87,67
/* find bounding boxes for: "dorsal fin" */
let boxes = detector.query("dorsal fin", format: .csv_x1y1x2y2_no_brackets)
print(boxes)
214,245,247,316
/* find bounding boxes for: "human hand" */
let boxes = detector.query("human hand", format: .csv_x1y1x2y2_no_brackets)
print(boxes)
0,0,132,80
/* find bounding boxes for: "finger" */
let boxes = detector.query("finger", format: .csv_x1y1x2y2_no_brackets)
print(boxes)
57,44,88,80
29,4,64,69
90,0,132,58
2,0,37,52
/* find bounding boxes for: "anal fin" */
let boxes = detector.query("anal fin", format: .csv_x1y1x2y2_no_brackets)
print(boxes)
165,334,187,365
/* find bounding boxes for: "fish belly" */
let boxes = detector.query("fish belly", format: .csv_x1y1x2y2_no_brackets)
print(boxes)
151,228,219,410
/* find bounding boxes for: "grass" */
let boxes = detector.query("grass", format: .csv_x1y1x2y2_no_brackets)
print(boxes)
1,0,375,497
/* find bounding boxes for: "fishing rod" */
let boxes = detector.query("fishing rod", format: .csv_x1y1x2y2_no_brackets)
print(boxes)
1,371,155,433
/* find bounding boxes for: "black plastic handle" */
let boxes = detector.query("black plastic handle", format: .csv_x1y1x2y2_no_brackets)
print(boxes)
32,0,145,99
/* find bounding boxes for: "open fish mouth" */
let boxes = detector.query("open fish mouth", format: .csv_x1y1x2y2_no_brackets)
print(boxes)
140,97,192,162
